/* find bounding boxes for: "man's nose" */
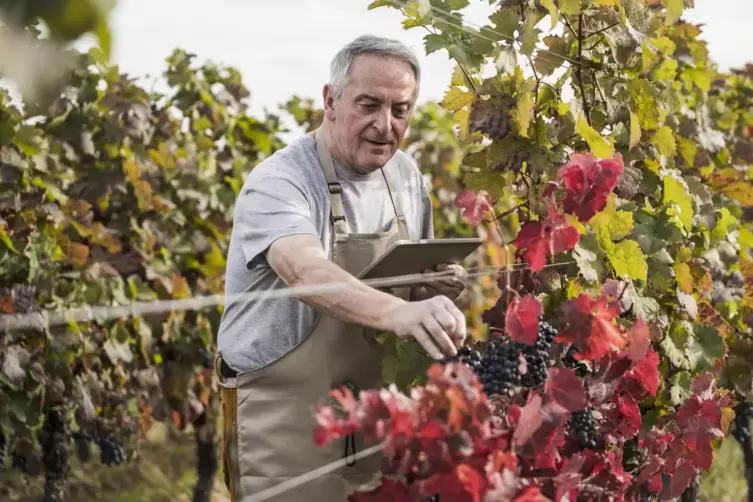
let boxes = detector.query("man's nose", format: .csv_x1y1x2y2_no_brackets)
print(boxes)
372,107,392,136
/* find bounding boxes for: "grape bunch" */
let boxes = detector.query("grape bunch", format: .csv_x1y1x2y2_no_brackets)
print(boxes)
732,400,753,444
569,408,599,450
478,339,523,396
440,346,483,374
98,436,126,466
520,320,556,389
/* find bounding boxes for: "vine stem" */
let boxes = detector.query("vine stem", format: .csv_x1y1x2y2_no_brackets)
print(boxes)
575,14,592,126
485,202,528,223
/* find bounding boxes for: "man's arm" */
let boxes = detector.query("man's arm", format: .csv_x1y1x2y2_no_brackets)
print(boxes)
266,233,405,331
266,233,467,359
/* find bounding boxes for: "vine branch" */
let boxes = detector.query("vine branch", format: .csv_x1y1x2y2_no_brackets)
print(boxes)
486,201,529,223
575,14,592,126
585,22,620,39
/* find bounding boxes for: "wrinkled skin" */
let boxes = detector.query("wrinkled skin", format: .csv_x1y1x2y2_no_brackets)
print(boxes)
322,53,418,174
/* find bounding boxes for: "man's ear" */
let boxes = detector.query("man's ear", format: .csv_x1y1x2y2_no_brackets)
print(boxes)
322,84,337,121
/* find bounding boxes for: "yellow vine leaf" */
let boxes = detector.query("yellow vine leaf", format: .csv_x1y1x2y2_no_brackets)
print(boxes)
539,0,558,29
514,92,534,138
629,111,641,150
590,193,634,245
576,116,614,159
605,239,647,282
674,262,693,294
665,0,684,25
652,126,677,157
663,176,693,232
442,86,474,113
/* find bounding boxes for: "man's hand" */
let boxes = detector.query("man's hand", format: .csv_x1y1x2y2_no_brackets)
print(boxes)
386,296,467,360
414,263,468,302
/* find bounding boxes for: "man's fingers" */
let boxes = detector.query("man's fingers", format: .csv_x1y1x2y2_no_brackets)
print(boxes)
432,307,459,340
414,331,444,360
444,300,468,346
421,316,457,357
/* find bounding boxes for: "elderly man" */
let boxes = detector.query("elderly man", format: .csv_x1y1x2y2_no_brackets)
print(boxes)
216,35,469,501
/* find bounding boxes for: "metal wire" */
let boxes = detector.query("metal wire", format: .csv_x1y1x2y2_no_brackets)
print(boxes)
0,259,576,332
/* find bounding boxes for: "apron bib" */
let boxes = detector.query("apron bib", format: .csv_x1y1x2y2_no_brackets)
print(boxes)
217,126,411,502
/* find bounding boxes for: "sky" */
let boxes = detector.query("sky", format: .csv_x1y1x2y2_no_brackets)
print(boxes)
2,0,749,121
94,0,752,119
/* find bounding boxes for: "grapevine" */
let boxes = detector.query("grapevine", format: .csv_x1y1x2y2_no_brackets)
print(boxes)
310,0,753,500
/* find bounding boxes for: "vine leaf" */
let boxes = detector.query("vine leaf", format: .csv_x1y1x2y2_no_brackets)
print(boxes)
558,293,628,361
557,152,625,223
545,368,587,413
505,295,543,345
576,118,615,159
454,190,494,225
511,204,580,272
662,176,694,232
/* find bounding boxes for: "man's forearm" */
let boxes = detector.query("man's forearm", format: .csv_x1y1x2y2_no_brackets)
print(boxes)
286,255,406,331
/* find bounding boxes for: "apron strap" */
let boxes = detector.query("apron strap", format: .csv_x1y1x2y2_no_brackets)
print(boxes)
381,163,411,240
313,126,411,240
314,127,349,237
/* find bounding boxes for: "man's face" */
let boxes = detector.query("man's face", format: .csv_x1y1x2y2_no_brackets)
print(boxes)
323,54,417,174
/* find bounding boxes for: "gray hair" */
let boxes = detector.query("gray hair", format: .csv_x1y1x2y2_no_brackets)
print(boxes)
329,35,421,99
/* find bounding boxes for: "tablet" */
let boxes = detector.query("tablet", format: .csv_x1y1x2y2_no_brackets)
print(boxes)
357,238,484,280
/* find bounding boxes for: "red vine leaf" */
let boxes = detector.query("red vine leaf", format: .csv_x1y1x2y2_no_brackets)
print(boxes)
659,461,696,501
622,349,660,398
545,368,587,413
626,319,650,362
557,152,625,222
512,205,580,272
514,394,544,446
419,464,485,502
558,293,627,361
505,295,543,345
455,190,494,225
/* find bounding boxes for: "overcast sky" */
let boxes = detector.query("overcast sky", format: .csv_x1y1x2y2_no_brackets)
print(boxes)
74,0,753,118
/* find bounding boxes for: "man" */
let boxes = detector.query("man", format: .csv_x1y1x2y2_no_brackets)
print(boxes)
215,35,469,502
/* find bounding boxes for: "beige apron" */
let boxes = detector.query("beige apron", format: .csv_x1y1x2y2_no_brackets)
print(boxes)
217,126,412,502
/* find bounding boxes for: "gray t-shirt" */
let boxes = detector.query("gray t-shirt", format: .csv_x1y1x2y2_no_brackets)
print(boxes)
216,133,434,373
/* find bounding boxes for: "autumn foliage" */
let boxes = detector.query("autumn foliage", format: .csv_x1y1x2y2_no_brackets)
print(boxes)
312,0,753,500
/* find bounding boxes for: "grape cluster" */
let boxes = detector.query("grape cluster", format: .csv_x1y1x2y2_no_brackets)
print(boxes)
732,400,753,444
478,339,523,395
439,319,558,396
477,319,557,395
520,320,556,389
440,346,483,374
569,408,599,450
98,436,126,466
39,410,70,502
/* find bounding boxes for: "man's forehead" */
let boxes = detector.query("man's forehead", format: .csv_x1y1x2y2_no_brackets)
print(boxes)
342,55,418,100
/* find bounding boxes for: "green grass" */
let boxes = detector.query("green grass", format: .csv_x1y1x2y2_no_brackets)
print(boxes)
701,435,748,502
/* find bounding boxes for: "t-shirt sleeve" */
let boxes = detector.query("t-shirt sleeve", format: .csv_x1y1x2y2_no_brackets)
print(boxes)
233,167,319,268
